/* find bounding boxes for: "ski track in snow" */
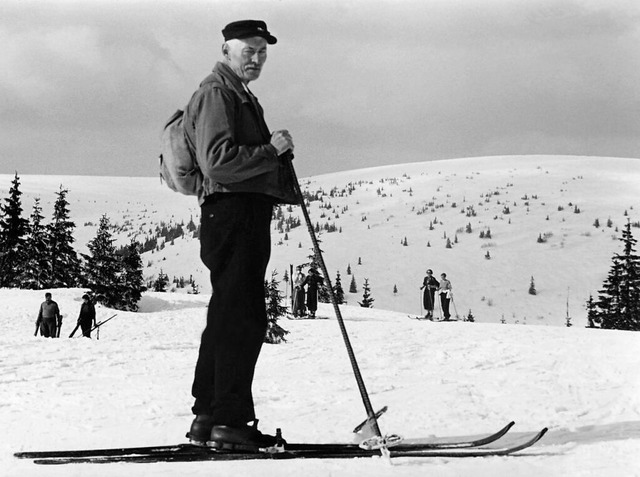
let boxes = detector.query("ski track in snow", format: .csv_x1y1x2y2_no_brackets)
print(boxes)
2,290,639,476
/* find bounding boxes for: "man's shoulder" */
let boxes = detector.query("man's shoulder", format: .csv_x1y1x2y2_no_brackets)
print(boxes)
199,63,247,97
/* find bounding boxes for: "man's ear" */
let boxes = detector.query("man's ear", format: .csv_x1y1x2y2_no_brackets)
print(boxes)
222,42,229,58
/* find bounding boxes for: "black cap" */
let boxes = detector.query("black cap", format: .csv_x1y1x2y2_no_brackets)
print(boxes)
222,20,277,44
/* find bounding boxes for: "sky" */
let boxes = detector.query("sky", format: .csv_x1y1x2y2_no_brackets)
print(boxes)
1,0,639,178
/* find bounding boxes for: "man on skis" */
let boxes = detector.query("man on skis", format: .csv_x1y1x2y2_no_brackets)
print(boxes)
185,20,298,450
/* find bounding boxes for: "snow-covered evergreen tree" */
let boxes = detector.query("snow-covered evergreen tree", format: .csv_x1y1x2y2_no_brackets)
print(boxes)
22,198,50,289
349,274,357,293
333,271,345,304
264,271,289,344
585,295,599,328
358,278,374,308
83,215,122,308
0,173,29,287
153,270,169,292
594,221,640,331
120,240,145,311
47,187,81,287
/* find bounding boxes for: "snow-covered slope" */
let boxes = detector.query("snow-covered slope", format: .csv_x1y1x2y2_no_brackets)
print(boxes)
2,288,639,476
3,155,640,326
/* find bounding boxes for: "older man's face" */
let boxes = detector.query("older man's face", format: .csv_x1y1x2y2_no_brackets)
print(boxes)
224,37,268,83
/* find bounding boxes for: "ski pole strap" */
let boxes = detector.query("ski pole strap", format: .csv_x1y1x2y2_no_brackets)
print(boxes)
285,155,382,438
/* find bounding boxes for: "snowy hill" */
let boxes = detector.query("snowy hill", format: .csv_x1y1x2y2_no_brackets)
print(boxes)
3,155,640,326
2,288,639,476
2,155,640,475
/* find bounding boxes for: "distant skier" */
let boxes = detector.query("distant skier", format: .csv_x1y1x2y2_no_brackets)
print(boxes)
305,267,324,319
420,269,439,319
292,266,307,317
438,273,453,321
36,292,61,338
77,294,97,338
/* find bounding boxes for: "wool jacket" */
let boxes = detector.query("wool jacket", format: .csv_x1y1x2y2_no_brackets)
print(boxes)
184,62,298,205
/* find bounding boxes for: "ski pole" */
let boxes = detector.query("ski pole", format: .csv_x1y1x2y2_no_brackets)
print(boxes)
69,322,81,338
451,293,460,320
77,314,118,338
285,155,384,439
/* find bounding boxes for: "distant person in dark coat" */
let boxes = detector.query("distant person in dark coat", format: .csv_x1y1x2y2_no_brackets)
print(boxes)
292,266,307,317
420,269,439,319
36,293,61,338
305,267,323,319
77,294,97,338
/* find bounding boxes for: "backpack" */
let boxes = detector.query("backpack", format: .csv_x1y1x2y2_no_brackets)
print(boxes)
159,108,202,196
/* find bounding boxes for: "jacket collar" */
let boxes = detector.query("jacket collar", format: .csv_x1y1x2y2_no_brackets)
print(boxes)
208,62,247,98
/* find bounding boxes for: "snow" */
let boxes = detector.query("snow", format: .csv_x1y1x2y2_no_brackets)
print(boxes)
1,155,640,475
1,289,639,476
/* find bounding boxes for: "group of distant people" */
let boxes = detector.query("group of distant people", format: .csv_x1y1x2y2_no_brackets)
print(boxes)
420,269,453,320
291,265,323,318
35,292,97,338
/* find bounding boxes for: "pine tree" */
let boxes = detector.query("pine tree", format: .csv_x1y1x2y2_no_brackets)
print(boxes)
153,270,169,292
83,215,123,308
22,198,51,289
349,274,357,293
264,271,289,344
465,309,475,322
0,173,30,287
120,240,146,311
358,278,374,308
316,270,331,304
594,221,640,330
528,276,537,295
332,271,345,304
47,186,81,287
585,295,599,328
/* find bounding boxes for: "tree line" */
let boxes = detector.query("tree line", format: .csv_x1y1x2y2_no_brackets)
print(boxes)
0,173,145,311
587,221,640,331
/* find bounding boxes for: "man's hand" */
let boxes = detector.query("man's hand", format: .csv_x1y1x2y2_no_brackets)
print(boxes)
270,129,294,155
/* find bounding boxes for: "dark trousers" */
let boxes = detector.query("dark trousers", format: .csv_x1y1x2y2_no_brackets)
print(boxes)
80,320,92,338
191,193,272,426
440,294,451,319
41,318,57,338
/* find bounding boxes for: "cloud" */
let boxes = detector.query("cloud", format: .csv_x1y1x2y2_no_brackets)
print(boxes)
0,0,639,178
